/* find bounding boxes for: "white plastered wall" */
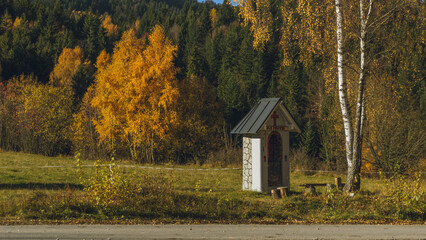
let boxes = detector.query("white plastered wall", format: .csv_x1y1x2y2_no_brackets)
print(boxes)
251,138,262,192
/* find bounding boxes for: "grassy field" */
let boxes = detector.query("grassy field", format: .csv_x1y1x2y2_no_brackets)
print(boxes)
0,151,424,224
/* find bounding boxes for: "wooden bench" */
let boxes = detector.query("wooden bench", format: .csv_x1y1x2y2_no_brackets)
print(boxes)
271,187,289,198
300,178,345,194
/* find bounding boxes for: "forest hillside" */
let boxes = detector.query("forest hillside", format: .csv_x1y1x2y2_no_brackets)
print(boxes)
0,0,424,174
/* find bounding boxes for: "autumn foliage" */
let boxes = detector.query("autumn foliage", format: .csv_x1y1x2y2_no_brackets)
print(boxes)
0,75,73,155
91,26,180,162
0,0,423,173
49,46,84,89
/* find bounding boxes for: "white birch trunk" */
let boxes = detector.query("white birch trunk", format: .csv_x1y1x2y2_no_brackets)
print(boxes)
344,0,373,192
335,0,354,176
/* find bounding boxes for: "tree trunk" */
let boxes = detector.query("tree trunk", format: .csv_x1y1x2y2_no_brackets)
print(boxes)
344,0,372,192
335,0,355,192
150,133,155,164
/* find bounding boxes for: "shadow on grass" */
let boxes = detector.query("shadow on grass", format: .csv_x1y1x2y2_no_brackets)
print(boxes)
0,183,83,190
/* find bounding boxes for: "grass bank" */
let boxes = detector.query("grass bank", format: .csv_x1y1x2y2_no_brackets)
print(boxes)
0,151,424,224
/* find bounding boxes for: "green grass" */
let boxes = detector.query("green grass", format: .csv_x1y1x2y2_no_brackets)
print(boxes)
0,151,424,224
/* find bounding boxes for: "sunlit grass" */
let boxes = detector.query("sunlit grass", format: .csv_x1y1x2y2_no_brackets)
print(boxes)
0,151,424,224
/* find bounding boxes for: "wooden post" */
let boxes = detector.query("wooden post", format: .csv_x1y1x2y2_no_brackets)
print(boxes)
271,189,280,199
278,187,288,197
335,177,342,190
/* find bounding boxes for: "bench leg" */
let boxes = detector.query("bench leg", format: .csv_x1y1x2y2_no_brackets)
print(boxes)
278,187,288,197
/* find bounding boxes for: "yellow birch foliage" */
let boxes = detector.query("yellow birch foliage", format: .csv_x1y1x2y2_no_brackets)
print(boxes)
92,30,142,145
95,50,110,70
102,14,119,37
12,17,21,30
92,26,179,161
363,60,425,173
210,8,218,28
280,0,335,68
236,0,272,49
49,46,84,89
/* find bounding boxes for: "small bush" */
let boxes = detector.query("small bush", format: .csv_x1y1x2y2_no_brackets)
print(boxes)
379,173,425,220
82,160,142,208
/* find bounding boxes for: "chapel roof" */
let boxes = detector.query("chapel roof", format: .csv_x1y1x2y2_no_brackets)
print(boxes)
231,98,300,134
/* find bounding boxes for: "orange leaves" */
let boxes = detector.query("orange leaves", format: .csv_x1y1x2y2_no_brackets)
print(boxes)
49,46,84,89
102,14,119,37
132,25,178,109
95,50,110,70
91,30,141,141
91,25,179,161
12,17,22,30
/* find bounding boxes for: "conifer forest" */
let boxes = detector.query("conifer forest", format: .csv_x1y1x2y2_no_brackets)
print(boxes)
0,0,424,176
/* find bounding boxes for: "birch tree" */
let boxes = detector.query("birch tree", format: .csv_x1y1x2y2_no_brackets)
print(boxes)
91,26,180,162
343,0,372,192
334,0,356,192
236,0,402,192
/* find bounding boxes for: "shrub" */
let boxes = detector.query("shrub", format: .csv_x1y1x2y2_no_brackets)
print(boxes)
379,173,425,220
82,159,142,207
0,75,73,155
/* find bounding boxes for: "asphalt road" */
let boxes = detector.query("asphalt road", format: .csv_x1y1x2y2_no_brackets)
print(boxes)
0,224,425,239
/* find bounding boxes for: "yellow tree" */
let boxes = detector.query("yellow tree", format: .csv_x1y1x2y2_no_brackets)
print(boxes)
12,17,22,30
102,14,119,37
210,8,218,28
71,85,105,159
92,26,179,162
49,46,84,89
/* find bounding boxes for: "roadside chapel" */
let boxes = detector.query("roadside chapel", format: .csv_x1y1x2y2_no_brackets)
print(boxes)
231,98,301,193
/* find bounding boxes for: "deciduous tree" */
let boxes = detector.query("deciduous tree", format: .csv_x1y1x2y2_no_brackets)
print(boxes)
236,0,406,192
91,26,179,162
49,46,84,89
